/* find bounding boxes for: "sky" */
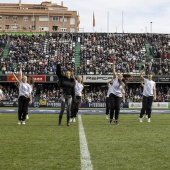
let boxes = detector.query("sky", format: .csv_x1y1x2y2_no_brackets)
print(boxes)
1,0,170,33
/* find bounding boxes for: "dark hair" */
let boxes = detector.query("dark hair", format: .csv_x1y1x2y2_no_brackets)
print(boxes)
118,74,132,90
27,75,35,86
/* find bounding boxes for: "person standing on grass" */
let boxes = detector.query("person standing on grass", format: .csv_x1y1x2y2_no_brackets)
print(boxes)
13,66,32,125
26,75,35,120
56,62,75,126
139,66,156,123
109,59,132,125
105,79,113,120
0,85,4,100
70,75,84,123
140,81,148,119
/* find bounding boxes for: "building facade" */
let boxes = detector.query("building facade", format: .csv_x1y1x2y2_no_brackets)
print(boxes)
0,1,79,32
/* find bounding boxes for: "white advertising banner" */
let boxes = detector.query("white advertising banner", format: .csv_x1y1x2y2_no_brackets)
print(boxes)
129,102,168,109
83,75,113,83
129,102,142,108
152,102,168,108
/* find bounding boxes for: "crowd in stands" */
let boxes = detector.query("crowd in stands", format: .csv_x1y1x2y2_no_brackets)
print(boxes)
0,33,170,75
1,83,170,102
0,33,170,103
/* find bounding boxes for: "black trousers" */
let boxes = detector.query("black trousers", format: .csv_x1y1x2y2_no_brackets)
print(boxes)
106,97,110,115
59,95,72,121
140,96,153,118
18,96,30,121
71,96,81,118
109,93,122,120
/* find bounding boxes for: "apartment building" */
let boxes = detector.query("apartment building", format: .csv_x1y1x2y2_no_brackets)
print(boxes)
0,1,79,32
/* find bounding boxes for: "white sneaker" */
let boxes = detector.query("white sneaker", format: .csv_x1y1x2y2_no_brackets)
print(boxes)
73,118,76,122
26,115,29,119
70,118,73,123
22,121,26,125
139,118,143,123
18,121,21,125
106,115,109,119
148,118,151,123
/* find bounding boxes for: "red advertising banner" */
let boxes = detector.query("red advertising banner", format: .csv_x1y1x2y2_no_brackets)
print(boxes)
31,75,46,82
7,75,20,82
7,75,46,82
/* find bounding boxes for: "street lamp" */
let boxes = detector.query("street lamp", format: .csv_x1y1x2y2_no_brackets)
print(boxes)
150,22,152,33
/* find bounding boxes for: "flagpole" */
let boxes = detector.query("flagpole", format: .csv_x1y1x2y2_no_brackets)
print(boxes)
122,11,123,33
33,12,34,33
107,11,109,33
93,11,95,33
48,11,49,32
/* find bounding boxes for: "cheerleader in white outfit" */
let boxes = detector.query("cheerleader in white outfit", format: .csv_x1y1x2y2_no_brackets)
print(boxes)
70,76,84,122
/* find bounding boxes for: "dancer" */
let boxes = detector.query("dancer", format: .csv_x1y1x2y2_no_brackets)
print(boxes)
139,66,156,123
70,75,84,123
105,80,113,119
26,75,34,119
13,66,32,125
109,59,132,125
56,62,75,126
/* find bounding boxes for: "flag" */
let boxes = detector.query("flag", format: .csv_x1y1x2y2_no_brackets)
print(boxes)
93,12,95,27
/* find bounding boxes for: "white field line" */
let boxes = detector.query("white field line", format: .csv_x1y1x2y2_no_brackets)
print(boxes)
78,115,93,170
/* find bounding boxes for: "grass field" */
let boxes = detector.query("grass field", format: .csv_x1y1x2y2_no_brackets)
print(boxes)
0,113,169,170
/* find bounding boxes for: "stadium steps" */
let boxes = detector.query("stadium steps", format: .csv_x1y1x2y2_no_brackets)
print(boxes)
145,43,153,59
74,42,81,75
2,45,9,58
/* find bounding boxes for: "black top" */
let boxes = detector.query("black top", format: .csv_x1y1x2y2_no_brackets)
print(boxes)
56,64,75,98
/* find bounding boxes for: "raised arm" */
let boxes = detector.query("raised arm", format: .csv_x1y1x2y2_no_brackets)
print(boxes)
13,73,19,83
56,63,63,79
19,65,22,80
112,60,116,79
13,66,22,83
140,65,146,81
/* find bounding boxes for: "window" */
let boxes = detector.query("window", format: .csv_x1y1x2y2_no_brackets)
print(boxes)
13,16,17,21
39,27,49,31
70,18,75,25
32,25,35,30
52,16,58,21
5,25,9,30
23,16,28,21
5,16,9,20
39,16,49,21
60,28,67,32
0,16,2,20
60,17,67,22
52,26,58,31
0,25,2,30
13,25,17,30
70,28,75,32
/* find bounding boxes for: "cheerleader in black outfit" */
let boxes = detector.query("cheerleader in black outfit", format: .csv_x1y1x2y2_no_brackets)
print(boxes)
56,63,75,126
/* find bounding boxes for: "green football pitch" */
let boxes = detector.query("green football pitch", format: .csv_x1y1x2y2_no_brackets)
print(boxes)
0,114,169,170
